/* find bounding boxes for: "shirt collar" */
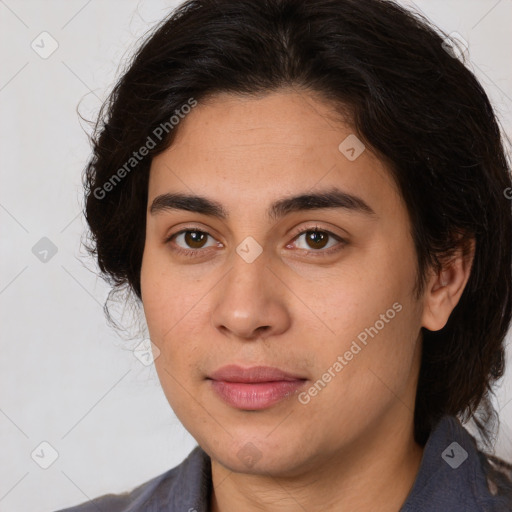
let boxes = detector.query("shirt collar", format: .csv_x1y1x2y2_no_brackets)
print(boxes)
400,414,494,511
162,415,494,512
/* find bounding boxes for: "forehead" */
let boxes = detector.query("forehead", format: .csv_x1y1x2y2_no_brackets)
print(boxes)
148,90,402,219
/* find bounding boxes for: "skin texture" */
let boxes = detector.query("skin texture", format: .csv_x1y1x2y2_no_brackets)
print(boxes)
140,89,474,512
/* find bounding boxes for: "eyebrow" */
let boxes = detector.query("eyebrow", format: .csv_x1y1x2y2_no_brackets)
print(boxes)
149,187,377,221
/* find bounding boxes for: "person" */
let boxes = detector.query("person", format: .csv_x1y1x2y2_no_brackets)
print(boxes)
57,0,512,510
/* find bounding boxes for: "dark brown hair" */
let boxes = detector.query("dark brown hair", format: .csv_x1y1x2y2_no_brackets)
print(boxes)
82,0,512,497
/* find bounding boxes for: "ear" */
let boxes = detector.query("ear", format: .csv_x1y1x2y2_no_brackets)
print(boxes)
421,237,475,331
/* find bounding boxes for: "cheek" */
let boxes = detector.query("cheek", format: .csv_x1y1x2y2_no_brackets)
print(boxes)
288,257,403,338
141,250,211,374
295,239,420,376
141,247,195,334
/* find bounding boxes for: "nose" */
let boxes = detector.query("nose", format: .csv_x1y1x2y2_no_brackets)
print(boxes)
210,249,291,341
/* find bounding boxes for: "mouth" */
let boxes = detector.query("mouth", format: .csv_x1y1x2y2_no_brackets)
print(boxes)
207,364,306,383
207,365,308,410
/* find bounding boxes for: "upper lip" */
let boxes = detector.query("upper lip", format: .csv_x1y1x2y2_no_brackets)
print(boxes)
208,365,306,383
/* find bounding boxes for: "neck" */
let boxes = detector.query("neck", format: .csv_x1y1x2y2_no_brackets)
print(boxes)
209,411,425,512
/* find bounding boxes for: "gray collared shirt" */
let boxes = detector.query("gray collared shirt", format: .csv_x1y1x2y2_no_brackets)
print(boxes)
56,415,512,511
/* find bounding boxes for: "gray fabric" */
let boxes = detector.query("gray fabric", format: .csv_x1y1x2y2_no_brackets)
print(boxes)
398,416,511,511
55,415,511,511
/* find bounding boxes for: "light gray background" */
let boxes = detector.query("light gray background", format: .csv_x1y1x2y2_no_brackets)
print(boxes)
1,1,511,511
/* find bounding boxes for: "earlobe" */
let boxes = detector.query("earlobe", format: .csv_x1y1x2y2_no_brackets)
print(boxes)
421,239,475,332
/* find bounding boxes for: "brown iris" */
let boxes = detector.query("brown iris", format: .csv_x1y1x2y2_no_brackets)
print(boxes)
184,231,208,248
304,230,329,250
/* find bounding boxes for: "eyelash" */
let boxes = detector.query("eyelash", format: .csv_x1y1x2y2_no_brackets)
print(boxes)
164,225,347,259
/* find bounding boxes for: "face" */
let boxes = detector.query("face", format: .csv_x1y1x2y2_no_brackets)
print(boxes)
140,89,425,477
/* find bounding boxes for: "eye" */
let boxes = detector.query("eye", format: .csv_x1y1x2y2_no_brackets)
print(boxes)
166,229,221,257
287,227,345,255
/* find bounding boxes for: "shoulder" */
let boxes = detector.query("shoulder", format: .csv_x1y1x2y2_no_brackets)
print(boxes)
401,415,512,512
54,445,212,512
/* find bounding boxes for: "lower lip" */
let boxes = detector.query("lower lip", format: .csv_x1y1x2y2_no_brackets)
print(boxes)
209,379,307,410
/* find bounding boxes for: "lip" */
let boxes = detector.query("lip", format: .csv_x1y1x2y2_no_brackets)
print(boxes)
208,364,306,383
207,365,307,410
